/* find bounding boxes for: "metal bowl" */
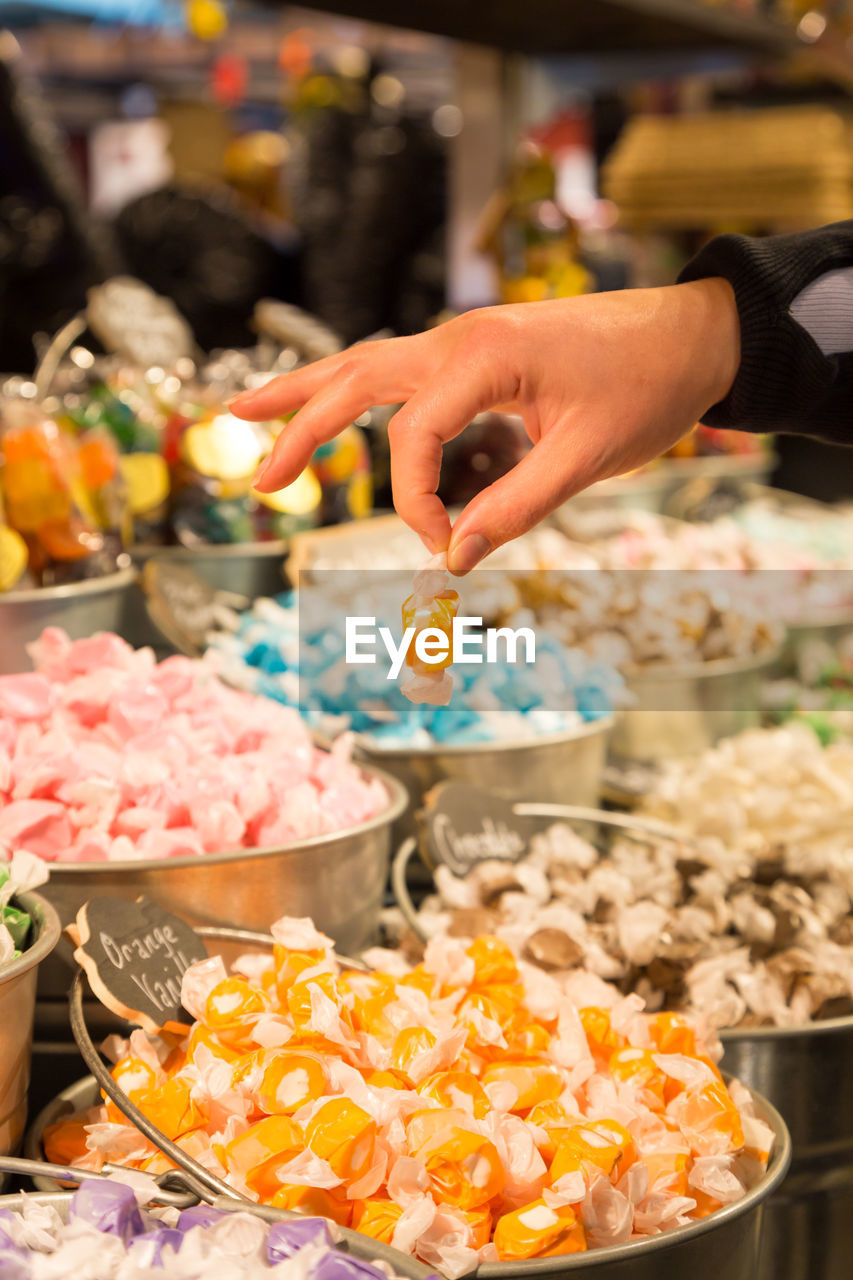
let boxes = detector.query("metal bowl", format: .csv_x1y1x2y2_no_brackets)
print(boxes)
562,453,774,516
36,764,408,998
0,891,61,1162
393,800,845,1280
777,611,853,678
720,1015,853,1280
0,1188,439,1280
356,720,611,842
610,649,780,763
26,1073,790,1280
131,542,288,600
0,568,138,675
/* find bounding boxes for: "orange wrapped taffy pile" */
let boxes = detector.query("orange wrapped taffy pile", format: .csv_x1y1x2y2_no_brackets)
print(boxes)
45,919,774,1275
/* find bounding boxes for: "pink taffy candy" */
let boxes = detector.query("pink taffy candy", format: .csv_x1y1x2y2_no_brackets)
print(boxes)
0,629,388,865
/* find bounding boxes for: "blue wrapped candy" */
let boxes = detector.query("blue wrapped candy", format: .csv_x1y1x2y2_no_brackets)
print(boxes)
204,590,623,749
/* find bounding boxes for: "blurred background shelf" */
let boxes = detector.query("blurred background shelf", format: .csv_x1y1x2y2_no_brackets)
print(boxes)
265,0,797,56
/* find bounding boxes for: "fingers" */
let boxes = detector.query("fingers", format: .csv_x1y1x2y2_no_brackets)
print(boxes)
229,353,351,422
388,360,499,554
447,425,600,573
252,376,378,492
229,334,430,423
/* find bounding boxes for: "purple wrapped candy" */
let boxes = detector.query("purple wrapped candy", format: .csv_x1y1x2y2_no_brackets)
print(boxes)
267,1218,332,1263
129,1227,185,1265
311,1252,388,1280
0,1249,28,1280
177,1206,227,1233
69,1181,144,1244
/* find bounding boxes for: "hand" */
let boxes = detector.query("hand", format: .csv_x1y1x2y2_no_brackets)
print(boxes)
230,279,740,574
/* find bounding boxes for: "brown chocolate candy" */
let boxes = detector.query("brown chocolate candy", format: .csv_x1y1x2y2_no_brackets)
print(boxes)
523,927,584,971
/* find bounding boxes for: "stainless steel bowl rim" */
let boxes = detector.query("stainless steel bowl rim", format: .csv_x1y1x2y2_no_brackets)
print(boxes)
43,764,407,875
720,1010,853,1041
357,717,613,759
27,1075,791,1275
786,608,853,630
132,541,290,562
623,644,782,683
0,567,137,606
0,889,61,986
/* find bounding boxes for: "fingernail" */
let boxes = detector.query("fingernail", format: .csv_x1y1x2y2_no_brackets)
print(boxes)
448,533,490,575
227,390,255,409
251,460,270,488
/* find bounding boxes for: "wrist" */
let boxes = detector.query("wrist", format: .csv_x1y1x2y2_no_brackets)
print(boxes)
678,276,741,411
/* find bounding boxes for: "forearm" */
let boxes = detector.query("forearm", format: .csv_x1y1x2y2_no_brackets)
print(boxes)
678,222,853,441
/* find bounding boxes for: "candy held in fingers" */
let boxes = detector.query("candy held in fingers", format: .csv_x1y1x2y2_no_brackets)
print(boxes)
401,554,458,706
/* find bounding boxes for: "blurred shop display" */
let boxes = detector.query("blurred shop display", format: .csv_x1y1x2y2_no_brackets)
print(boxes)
476,143,593,304
0,31,119,373
287,57,447,343
0,280,378,592
113,184,300,352
603,105,853,230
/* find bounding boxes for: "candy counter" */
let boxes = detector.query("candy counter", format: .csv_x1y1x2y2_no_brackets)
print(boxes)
0,286,379,668
6,463,853,1280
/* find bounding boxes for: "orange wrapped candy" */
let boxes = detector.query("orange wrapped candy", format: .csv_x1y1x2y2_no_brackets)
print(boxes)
45,919,771,1270
481,1060,563,1112
407,1109,505,1210
256,1050,327,1114
402,587,459,675
494,1199,586,1260
224,1115,303,1198
549,1120,637,1184
306,1098,377,1182
272,1183,354,1226
352,1198,404,1244
419,1071,490,1119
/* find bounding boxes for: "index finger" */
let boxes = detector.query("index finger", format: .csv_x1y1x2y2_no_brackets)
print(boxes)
229,334,429,422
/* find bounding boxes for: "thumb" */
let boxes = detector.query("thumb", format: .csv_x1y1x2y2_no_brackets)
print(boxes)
447,425,603,573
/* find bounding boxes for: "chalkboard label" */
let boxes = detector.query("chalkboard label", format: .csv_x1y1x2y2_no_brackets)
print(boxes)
87,276,195,369
419,782,532,876
72,896,207,1034
142,560,218,657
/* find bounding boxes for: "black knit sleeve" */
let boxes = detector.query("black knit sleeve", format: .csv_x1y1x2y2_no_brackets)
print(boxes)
677,222,853,442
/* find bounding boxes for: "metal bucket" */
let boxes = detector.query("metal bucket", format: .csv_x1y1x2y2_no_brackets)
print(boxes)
610,650,778,762
0,569,137,675
776,612,853,678
356,720,611,843
0,891,61,1162
721,1017,853,1280
562,453,774,515
26,1074,790,1279
0,1189,438,1280
36,764,407,1000
132,542,288,600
